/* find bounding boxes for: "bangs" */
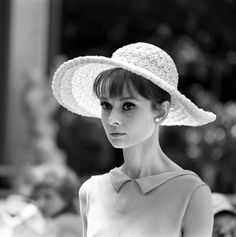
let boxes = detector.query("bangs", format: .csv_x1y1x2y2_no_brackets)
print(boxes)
93,68,171,103
93,68,138,98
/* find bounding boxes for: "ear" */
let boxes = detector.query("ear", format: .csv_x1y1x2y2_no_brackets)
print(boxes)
154,101,170,123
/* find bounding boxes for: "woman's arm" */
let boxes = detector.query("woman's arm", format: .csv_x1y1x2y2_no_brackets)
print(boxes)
79,180,90,237
182,185,214,237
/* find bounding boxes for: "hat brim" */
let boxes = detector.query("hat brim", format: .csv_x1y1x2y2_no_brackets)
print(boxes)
52,56,216,126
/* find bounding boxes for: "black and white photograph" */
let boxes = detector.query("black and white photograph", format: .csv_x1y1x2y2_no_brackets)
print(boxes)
0,0,236,236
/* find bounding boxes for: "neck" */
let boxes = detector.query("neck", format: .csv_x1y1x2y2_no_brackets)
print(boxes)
121,127,181,179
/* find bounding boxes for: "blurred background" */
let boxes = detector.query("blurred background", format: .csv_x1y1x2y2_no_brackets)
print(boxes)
0,0,236,226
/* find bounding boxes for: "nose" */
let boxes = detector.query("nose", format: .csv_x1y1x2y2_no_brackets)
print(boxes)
108,111,121,127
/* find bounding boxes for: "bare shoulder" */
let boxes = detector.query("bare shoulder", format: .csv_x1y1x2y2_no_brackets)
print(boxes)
182,184,214,237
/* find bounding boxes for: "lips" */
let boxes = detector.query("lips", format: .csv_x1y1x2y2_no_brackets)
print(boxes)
110,132,126,137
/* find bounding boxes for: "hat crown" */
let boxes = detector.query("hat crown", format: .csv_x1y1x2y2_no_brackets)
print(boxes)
112,42,178,88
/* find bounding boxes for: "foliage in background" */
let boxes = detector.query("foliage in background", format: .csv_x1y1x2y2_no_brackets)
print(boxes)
22,66,65,166
161,85,236,193
61,0,236,101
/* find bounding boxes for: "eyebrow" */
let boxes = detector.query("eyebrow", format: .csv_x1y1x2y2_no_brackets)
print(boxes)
120,96,138,101
99,96,138,101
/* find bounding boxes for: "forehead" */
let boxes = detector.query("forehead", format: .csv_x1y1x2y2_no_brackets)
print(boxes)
100,77,139,98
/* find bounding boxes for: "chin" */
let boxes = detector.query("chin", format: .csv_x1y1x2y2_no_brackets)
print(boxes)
108,140,129,149
109,140,137,149
110,142,126,149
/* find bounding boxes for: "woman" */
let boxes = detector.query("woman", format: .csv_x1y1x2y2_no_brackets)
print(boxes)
52,42,216,236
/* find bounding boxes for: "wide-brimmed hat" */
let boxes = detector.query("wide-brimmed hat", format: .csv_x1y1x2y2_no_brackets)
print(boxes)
52,42,216,126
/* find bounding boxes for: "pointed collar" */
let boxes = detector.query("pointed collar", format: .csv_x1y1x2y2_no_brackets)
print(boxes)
109,167,196,194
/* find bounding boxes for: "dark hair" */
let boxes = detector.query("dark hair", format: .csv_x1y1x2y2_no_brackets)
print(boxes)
93,68,170,108
215,210,236,218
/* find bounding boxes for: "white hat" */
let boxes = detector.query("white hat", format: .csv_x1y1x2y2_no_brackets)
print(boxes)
52,42,216,126
212,193,236,215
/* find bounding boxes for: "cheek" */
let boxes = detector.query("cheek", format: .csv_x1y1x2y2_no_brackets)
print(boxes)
133,113,155,130
101,114,110,134
128,115,156,142
134,121,155,138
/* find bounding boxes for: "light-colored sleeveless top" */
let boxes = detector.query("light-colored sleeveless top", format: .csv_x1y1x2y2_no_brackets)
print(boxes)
80,167,208,237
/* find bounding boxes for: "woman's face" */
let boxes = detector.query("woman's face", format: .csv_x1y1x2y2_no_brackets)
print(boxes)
99,86,158,149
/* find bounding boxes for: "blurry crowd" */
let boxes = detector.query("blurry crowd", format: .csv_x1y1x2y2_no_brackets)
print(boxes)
0,164,82,237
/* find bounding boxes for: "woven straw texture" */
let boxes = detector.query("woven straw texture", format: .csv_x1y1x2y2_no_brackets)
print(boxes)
52,42,216,126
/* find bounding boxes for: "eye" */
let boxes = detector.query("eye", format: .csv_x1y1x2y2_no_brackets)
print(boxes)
100,101,112,111
123,102,135,111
